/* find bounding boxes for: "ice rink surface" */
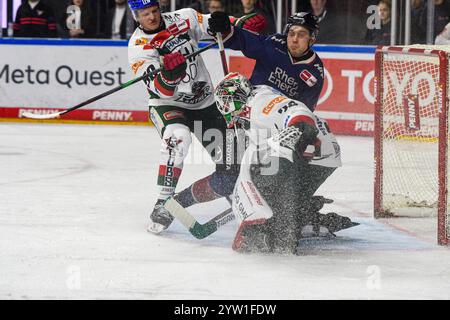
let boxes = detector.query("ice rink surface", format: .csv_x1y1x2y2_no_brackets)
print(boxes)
1,122,450,300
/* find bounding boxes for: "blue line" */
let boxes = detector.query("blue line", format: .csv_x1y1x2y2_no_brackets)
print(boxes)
0,38,375,53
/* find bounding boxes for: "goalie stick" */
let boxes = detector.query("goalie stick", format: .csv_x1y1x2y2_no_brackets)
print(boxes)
22,41,218,120
164,197,235,239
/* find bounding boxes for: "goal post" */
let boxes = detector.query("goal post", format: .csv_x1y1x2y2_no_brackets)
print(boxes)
374,45,450,245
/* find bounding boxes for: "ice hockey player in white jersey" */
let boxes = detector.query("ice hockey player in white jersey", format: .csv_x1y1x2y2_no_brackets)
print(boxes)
211,73,357,254
127,0,240,234
435,22,450,44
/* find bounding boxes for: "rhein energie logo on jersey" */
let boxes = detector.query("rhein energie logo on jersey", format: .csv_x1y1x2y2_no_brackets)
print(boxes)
268,67,299,97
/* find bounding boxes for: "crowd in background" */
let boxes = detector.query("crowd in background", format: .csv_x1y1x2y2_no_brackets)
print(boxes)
7,0,450,45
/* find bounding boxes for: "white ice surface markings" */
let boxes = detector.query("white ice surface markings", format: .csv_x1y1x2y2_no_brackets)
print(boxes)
1,123,450,299
0,144,95,186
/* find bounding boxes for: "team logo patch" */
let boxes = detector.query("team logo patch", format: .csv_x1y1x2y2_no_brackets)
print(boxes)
135,37,149,46
300,70,318,87
196,13,203,23
131,60,145,74
163,110,185,121
167,19,190,36
262,96,286,115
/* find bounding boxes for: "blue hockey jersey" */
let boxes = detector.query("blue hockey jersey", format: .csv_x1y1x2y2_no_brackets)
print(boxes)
224,27,324,111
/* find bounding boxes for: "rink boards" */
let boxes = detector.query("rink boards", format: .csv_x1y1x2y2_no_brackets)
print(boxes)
0,39,376,136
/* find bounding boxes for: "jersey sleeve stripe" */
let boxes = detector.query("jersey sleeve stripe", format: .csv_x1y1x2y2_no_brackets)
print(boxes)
287,115,315,127
155,74,176,96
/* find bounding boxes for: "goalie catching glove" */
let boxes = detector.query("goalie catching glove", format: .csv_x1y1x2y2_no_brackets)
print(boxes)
268,121,320,162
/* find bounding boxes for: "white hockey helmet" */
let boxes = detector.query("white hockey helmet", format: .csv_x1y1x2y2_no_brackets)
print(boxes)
214,73,253,127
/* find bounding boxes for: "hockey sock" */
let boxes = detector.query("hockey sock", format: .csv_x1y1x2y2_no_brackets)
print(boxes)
175,175,220,207
156,163,182,202
156,136,184,202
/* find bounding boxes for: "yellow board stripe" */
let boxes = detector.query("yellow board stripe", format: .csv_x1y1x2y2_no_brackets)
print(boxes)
394,135,438,143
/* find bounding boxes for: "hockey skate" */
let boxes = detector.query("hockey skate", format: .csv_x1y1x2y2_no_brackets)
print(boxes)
147,199,174,234
299,212,359,239
297,196,359,238
317,212,359,234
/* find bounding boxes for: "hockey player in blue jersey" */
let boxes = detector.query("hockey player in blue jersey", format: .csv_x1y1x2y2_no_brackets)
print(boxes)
169,13,327,211
208,11,324,111
155,12,344,243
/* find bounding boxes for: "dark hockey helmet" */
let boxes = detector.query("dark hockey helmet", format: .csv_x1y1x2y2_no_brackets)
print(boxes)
128,0,160,21
284,12,319,38
214,73,253,128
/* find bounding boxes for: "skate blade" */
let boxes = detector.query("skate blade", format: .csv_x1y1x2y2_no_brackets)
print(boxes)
340,221,360,231
146,221,167,234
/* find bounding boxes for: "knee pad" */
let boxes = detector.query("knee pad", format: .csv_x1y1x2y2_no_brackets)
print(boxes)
161,123,192,167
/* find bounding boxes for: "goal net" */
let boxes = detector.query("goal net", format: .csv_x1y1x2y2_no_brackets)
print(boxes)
374,45,450,245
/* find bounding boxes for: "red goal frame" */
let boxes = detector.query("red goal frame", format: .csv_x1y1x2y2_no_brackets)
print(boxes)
374,45,450,245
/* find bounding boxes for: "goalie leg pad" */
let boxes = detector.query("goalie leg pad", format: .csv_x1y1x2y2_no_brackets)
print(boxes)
232,220,272,253
232,218,300,254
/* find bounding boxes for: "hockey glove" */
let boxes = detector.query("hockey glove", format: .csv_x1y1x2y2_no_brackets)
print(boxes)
268,121,319,163
292,121,320,162
208,11,231,36
235,13,267,33
160,52,187,84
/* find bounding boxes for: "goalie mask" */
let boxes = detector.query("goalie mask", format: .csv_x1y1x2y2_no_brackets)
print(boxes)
214,73,253,128
128,0,160,21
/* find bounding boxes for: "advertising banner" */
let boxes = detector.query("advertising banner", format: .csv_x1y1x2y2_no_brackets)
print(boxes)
0,40,376,135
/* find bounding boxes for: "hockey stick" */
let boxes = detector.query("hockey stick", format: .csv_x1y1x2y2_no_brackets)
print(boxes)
216,32,229,75
22,42,218,120
164,197,235,239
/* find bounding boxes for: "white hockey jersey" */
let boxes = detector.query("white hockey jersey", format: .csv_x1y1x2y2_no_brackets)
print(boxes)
241,85,342,168
435,22,450,45
128,8,215,110
230,85,341,224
